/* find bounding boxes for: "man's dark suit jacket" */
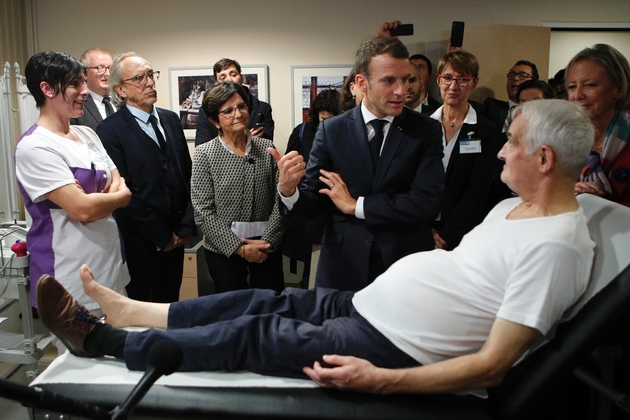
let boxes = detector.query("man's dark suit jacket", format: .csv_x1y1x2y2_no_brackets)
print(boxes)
70,94,103,131
96,105,194,301
479,98,515,205
194,87,274,146
421,96,441,116
288,106,444,291
431,114,501,249
481,97,509,132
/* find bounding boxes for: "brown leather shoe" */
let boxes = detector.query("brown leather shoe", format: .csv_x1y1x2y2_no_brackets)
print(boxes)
36,274,106,357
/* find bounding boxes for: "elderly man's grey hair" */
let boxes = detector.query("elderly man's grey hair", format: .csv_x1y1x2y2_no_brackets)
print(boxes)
516,99,594,180
108,52,141,108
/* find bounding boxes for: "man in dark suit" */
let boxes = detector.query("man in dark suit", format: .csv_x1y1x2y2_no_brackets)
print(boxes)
70,48,115,130
194,58,274,146
96,52,194,303
482,60,539,133
404,62,439,116
481,60,539,205
272,37,444,291
409,54,441,115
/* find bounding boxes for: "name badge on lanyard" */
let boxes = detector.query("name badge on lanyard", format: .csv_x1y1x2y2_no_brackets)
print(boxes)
460,131,481,154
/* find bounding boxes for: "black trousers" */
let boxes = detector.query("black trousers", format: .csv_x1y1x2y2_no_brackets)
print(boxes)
204,248,284,294
122,232,184,303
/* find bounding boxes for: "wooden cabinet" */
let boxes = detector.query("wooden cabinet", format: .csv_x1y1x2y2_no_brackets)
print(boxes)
179,250,198,301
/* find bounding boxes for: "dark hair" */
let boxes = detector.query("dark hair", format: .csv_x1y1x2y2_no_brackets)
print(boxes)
202,81,250,124
355,37,409,80
437,51,479,78
339,68,358,112
409,53,433,75
308,89,341,128
25,51,86,108
512,60,539,81
213,58,242,78
566,44,630,110
553,68,565,86
517,80,555,101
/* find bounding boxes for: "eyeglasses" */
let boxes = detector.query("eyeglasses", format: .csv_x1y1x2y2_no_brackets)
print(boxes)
437,74,475,87
506,72,533,82
123,70,160,86
86,65,111,75
218,102,248,118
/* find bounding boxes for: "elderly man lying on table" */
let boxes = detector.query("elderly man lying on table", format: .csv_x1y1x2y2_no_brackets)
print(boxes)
38,99,595,397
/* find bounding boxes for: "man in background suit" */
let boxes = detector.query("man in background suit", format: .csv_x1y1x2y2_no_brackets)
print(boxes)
482,60,539,133
409,54,441,115
481,60,539,204
195,58,274,146
97,52,194,303
404,62,440,116
272,37,444,292
70,48,114,130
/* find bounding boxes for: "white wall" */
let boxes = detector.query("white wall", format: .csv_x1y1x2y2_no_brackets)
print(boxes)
549,31,630,78
34,0,630,152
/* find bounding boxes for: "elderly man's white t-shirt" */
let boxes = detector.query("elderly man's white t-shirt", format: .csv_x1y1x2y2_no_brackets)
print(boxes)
353,197,595,367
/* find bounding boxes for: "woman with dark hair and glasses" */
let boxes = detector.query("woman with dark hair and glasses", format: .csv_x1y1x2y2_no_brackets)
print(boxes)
14,51,131,324
429,51,501,250
566,44,630,207
192,82,285,293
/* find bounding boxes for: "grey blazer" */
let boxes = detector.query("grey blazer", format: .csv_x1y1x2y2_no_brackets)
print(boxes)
191,136,285,256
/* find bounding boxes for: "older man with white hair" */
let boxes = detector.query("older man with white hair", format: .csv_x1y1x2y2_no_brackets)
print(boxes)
39,100,595,396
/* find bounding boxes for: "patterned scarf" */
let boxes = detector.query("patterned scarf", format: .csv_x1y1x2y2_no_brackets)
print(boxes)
581,109,630,195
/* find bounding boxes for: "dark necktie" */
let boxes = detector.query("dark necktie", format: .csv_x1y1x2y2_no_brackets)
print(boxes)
102,97,115,117
149,115,167,156
370,119,386,169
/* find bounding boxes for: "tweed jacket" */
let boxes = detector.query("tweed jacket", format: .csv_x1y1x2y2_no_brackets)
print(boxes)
191,135,285,256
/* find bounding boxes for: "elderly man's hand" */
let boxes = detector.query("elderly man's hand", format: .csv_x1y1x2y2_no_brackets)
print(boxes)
268,147,306,197
303,355,390,393
318,169,357,215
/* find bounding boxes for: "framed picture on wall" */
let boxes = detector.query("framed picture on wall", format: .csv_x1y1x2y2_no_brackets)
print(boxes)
291,65,354,128
169,65,269,139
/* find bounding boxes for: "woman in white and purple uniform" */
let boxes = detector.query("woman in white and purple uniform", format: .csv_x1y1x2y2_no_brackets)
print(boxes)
15,51,132,314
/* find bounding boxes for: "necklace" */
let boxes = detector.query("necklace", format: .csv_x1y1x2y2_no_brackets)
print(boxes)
442,114,462,128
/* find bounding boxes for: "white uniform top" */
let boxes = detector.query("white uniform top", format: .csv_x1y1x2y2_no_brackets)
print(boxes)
15,124,130,310
353,198,595,367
